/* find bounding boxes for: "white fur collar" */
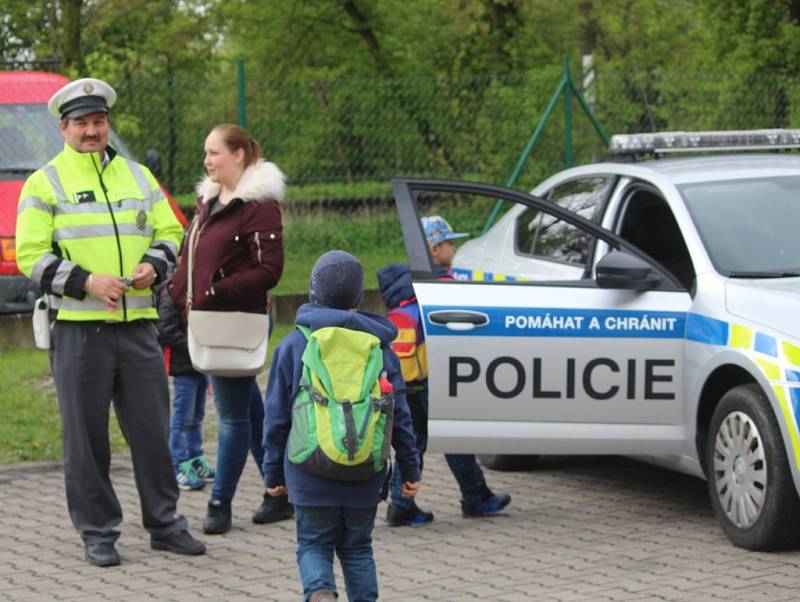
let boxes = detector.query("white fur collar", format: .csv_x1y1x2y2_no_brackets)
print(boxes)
196,160,285,204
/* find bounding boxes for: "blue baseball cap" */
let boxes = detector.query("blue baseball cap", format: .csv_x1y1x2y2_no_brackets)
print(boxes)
421,215,469,246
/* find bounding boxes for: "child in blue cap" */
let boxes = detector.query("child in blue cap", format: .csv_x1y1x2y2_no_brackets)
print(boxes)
378,215,511,527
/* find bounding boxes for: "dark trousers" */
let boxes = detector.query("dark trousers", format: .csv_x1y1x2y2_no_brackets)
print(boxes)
50,321,186,545
389,388,487,509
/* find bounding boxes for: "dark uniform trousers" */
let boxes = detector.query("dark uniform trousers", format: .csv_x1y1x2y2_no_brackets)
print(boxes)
50,320,186,545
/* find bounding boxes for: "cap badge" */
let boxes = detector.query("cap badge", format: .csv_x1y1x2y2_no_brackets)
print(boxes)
83,82,94,94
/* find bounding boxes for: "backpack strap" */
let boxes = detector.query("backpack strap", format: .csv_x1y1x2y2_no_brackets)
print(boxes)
297,324,329,405
300,376,328,405
340,400,357,461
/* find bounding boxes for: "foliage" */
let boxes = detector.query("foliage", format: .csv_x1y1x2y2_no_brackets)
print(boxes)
3,0,800,195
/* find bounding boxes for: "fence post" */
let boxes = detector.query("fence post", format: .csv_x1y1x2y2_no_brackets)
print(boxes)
481,72,567,234
480,58,609,234
236,58,247,129
563,56,574,168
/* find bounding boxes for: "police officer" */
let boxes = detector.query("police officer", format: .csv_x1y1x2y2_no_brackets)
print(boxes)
15,78,205,566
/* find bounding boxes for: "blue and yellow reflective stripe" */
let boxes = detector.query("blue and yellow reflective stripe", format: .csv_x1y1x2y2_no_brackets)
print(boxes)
452,267,527,282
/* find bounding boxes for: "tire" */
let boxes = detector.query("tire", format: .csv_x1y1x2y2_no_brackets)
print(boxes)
478,454,540,471
706,383,800,550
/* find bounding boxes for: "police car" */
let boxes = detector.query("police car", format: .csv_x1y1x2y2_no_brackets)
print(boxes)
392,129,800,550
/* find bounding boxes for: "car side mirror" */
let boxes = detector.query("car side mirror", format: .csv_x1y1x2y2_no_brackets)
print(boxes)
145,149,161,178
596,250,662,291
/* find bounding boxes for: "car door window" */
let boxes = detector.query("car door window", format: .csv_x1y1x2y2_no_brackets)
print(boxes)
514,207,595,271
617,187,695,291
547,176,613,220
512,176,613,277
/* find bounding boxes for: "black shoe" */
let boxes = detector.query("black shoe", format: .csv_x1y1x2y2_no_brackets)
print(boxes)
252,492,294,524
203,498,232,534
84,542,120,567
385,502,434,527
150,529,206,555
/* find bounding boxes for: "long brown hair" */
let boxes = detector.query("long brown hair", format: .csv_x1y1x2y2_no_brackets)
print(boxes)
211,123,261,166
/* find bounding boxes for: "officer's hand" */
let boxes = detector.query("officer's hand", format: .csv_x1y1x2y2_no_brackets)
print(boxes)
85,274,128,308
267,485,288,497
131,262,156,290
402,481,421,497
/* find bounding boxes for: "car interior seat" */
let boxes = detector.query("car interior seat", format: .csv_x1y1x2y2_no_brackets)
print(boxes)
619,191,695,290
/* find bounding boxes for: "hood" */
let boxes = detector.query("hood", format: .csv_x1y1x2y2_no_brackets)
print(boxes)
377,263,415,309
196,160,285,204
295,303,397,345
726,278,800,339
377,262,451,308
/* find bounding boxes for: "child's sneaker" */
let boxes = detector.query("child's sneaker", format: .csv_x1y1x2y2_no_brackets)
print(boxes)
191,456,216,481
385,501,434,526
176,460,205,491
461,490,511,518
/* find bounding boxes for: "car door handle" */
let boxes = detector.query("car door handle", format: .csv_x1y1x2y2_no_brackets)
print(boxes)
427,310,489,331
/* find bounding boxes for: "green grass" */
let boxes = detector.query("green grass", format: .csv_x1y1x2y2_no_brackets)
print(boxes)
0,348,127,463
0,323,295,465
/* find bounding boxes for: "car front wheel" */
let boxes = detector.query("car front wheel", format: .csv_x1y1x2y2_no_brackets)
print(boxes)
706,384,800,550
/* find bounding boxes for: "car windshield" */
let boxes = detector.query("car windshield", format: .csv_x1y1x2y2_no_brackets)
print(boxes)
0,103,134,175
679,175,800,277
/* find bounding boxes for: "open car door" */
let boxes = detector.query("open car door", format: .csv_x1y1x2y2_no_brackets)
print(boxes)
392,178,693,456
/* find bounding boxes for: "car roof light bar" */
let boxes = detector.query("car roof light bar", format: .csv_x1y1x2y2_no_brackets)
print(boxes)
609,129,800,155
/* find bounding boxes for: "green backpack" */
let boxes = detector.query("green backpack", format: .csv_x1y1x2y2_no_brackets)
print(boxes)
287,324,395,482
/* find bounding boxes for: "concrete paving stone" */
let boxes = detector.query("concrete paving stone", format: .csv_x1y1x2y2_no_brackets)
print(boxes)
0,590,51,602
748,571,800,587
497,593,556,602
702,573,777,589
9,450,800,600
268,592,301,602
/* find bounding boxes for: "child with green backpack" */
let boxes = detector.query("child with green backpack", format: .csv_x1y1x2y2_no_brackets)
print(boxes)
263,250,421,602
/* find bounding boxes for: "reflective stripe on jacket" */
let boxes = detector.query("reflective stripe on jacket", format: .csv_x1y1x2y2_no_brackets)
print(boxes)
16,142,183,322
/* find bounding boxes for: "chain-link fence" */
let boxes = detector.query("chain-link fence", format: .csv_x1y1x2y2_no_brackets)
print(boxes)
4,66,800,211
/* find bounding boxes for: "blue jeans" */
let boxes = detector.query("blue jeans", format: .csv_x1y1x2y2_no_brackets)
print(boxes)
169,373,208,467
208,375,265,502
295,505,378,602
389,388,486,509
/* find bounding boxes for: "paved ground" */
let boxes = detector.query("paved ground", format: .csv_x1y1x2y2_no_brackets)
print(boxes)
3,449,800,601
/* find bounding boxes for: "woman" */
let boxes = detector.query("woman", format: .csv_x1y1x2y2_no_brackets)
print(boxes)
168,124,291,534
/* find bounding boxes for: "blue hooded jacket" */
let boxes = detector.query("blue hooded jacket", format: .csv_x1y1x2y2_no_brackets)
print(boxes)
263,302,421,507
376,263,415,310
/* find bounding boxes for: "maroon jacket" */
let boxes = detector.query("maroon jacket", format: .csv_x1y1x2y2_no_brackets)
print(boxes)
169,160,285,317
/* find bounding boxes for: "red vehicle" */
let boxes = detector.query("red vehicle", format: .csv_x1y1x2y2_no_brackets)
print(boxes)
0,71,186,313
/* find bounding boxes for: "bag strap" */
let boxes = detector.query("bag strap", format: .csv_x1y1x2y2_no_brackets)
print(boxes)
186,216,201,311
296,324,312,340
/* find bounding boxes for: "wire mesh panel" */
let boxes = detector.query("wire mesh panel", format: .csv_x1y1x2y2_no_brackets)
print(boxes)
5,67,800,212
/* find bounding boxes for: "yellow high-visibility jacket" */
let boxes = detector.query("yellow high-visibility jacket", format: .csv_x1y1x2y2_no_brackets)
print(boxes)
16,142,183,322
